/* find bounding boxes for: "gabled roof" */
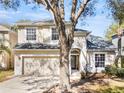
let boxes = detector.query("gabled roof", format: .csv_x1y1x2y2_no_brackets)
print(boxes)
87,35,116,51
15,43,59,49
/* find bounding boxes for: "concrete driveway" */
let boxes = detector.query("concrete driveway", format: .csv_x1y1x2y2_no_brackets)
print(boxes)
0,76,59,93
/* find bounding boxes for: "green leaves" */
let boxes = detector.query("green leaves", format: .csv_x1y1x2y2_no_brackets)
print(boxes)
106,0,124,24
0,0,20,10
105,22,124,40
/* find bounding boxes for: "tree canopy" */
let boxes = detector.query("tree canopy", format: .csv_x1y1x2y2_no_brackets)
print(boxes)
105,0,124,40
106,0,124,25
105,22,124,40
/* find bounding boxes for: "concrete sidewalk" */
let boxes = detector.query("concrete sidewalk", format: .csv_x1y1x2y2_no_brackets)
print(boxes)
0,76,59,93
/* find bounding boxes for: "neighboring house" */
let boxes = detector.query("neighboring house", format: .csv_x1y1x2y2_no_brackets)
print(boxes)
0,25,17,69
112,31,124,66
13,20,116,76
86,35,116,72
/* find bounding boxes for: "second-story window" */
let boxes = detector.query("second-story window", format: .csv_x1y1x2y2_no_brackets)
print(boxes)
26,28,36,40
52,28,59,40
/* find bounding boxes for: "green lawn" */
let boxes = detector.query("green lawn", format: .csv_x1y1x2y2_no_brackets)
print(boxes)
99,87,124,93
0,69,14,82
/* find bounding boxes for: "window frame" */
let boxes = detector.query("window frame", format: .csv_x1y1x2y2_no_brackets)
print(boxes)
95,54,105,67
26,27,36,41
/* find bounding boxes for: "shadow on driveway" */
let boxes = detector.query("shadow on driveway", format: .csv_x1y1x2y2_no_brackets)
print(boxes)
0,76,59,93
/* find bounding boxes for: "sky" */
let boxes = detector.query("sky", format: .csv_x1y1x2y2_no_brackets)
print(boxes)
0,0,114,37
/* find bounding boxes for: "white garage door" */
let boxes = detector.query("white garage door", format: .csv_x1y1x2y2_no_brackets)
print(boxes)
23,57,60,76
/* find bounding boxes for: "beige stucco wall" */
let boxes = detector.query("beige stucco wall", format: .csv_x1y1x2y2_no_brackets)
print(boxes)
18,28,26,43
71,35,88,73
18,26,60,44
121,36,124,55
112,38,118,48
9,32,18,48
112,36,124,56
17,26,74,45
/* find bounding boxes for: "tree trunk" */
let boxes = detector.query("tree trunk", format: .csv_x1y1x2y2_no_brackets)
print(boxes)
59,44,70,92
58,23,71,92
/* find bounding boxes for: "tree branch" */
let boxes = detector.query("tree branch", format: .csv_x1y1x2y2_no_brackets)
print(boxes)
35,0,45,5
36,0,58,16
44,0,55,12
75,0,90,22
60,0,65,21
71,0,77,26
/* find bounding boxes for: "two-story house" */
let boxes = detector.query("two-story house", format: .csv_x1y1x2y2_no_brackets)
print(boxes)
0,25,17,69
14,20,116,76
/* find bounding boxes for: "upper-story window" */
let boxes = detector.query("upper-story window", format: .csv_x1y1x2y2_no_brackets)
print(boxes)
95,54,105,67
26,28,36,40
52,28,59,40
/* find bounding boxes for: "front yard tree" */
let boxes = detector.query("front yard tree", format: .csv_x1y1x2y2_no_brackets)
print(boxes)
0,0,96,92
107,0,124,25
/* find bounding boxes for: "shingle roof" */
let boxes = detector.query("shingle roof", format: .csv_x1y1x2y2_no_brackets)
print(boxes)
15,43,59,49
87,35,115,51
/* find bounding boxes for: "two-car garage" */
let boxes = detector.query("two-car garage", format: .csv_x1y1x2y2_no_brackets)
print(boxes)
23,57,60,76
14,48,60,76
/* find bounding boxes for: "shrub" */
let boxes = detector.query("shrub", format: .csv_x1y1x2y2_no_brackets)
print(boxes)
116,68,124,78
105,65,117,76
105,65,124,78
